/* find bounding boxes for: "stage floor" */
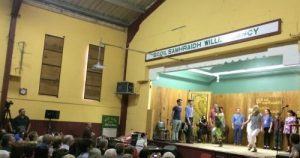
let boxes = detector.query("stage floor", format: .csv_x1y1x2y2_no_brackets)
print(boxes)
174,143,289,158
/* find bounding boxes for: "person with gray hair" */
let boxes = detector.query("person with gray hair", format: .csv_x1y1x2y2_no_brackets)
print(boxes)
0,150,9,158
162,152,175,158
123,153,133,158
96,136,108,155
104,148,117,158
63,154,76,158
89,147,101,158
60,135,74,151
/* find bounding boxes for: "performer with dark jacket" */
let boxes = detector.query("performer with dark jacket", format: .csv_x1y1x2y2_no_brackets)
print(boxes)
185,99,194,143
197,115,208,143
11,108,31,134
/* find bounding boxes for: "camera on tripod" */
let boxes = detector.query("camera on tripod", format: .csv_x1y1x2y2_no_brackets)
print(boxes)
5,101,13,109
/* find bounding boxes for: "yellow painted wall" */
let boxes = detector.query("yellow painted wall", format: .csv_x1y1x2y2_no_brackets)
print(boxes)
126,0,300,133
0,0,12,95
1,1,127,123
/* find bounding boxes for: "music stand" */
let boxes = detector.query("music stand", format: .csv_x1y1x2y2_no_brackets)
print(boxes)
45,110,60,134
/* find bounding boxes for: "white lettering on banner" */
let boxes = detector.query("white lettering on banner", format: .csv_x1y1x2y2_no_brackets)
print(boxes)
146,19,281,61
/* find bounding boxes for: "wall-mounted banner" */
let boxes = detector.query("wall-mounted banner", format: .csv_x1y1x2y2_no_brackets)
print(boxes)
255,97,282,114
146,19,281,61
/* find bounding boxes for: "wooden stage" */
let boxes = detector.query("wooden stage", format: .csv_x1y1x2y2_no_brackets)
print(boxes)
150,140,290,158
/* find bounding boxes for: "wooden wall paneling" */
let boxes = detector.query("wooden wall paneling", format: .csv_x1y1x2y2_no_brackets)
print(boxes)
151,87,189,139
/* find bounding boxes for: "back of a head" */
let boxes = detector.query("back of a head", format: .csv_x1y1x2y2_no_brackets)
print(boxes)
53,136,63,149
124,145,134,155
123,153,133,158
35,144,49,158
63,135,74,145
28,131,38,141
42,134,53,145
89,147,101,158
78,138,92,154
0,150,9,158
98,137,108,149
290,133,300,144
162,152,175,158
1,133,14,147
115,143,124,155
63,154,76,158
104,148,117,158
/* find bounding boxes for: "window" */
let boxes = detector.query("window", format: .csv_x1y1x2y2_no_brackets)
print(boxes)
84,44,105,101
39,34,64,96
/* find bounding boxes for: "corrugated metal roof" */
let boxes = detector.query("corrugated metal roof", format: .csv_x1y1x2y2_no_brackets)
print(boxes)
24,0,158,28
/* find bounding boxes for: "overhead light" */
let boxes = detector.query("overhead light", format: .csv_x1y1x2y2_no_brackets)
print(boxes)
188,64,300,82
214,64,295,76
92,42,105,70
188,69,217,77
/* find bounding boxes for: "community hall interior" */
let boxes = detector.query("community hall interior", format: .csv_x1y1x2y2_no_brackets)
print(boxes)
0,0,300,158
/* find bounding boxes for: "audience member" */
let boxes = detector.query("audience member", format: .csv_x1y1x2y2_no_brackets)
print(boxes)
28,131,38,142
82,122,95,139
104,148,117,158
77,138,92,158
11,108,31,134
89,147,102,158
162,152,175,158
61,134,74,151
290,134,300,158
0,150,9,158
123,153,133,158
115,143,125,158
63,154,76,158
97,137,108,155
1,133,16,152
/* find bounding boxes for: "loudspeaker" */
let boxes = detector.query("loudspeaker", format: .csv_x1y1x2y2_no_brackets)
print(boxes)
116,81,134,94
45,110,60,119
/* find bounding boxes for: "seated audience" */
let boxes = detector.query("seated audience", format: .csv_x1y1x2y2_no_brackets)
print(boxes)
0,150,9,158
115,143,125,158
89,147,102,158
1,133,16,152
97,137,108,155
162,152,175,158
290,134,300,158
104,148,117,158
61,135,74,151
123,153,133,158
77,138,92,158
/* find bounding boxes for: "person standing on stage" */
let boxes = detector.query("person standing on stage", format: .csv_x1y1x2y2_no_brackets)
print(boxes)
214,106,225,147
262,108,273,149
231,108,244,145
185,99,194,143
283,110,297,152
209,104,218,143
171,99,182,142
273,112,283,150
243,106,262,152
11,108,31,135
197,115,208,143
246,108,253,148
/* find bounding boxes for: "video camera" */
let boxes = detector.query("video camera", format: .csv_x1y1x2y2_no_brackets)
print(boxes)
5,100,13,109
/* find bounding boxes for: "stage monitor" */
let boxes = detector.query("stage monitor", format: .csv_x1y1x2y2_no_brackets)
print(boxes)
45,110,60,119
